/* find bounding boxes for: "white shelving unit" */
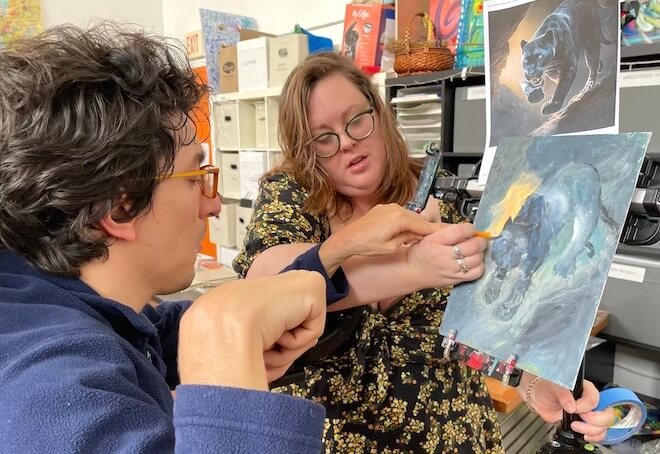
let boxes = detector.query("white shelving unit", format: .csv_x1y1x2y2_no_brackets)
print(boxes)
391,92,443,159
209,87,284,262
210,88,283,201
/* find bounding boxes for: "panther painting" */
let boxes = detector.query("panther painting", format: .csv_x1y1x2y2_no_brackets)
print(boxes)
482,161,607,321
484,0,619,150
440,133,650,388
519,0,615,115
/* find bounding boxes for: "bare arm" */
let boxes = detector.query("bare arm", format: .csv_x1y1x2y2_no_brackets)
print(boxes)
238,172,483,311
245,203,451,310
247,216,486,311
245,204,428,310
247,241,419,311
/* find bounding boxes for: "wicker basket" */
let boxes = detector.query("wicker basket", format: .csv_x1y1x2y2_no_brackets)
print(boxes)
387,12,454,75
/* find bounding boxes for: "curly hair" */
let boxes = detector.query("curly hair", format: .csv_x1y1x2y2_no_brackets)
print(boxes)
272,52,421,220
0,23,208,276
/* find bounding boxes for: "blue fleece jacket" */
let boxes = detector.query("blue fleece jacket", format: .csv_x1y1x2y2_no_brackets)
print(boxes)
0,248,345,453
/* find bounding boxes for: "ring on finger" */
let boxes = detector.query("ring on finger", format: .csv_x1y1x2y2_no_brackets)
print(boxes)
457,257,469,273
453,245,465,259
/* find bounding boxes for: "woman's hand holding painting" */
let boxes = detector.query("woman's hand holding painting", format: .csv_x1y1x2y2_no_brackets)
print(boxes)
406,222,487,289
523,375,614,444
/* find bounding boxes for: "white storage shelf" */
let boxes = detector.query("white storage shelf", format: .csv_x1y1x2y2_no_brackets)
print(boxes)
210,87,283,206
211,89,282,152
210,86,282,103
396,101,443,158
209,87,285,258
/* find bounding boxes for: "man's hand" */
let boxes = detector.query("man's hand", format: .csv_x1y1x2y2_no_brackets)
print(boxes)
320,203,444,274
178,271,327,390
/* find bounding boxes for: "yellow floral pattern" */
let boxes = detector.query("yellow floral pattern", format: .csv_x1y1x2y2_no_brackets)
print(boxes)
234,172,504,453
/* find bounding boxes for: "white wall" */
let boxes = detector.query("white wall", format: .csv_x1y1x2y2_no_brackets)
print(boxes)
40,1,344,50
161,0,345,44
41,0,164,34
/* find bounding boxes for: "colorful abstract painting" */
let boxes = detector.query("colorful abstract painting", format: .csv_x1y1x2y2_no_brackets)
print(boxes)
199,9,256,93
440,133,650,388
430,0,462,55
622,0,660,48
454,0,484,68
0,0,41,47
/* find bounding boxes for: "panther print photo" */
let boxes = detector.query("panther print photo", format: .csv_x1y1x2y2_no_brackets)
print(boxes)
482,0,620,146
440,133,650,389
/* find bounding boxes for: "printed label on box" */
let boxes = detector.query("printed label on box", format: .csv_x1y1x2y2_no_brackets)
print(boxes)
342,4,395,69
608,263,646,283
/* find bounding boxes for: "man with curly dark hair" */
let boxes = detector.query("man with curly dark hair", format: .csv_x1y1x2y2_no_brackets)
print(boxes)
0,23,448,452
0,23,336,453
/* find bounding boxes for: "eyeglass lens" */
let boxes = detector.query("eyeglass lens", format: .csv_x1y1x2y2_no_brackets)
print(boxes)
199,168,218,198
313,110,374,157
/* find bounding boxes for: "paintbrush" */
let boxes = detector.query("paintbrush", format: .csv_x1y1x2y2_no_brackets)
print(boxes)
475,231,499,239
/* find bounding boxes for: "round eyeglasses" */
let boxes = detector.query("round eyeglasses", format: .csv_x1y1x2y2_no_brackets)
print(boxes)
158,164,219,199
310,108,375,158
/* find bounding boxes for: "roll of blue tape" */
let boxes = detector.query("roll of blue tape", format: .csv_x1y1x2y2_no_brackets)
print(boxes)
594,388,647,445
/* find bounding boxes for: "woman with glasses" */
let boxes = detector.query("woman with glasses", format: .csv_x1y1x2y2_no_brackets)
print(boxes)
233,53,611,452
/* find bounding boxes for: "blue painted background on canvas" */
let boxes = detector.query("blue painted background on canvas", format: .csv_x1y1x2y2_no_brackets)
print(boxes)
199,9,256,93
439,133,650,388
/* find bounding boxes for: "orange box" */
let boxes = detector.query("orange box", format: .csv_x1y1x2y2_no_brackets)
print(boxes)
341,4,395,70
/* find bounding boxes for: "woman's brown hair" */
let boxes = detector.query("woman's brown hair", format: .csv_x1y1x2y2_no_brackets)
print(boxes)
270,52,420,220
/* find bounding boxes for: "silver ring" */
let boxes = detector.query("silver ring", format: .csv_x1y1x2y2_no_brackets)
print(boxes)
453,245,465,259
457,257,469,273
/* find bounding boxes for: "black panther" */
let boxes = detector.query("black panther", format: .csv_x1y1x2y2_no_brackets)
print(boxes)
483,162,603,320
519,0,615,115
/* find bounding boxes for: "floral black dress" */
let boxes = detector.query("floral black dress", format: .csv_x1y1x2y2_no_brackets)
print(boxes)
234,172,504,454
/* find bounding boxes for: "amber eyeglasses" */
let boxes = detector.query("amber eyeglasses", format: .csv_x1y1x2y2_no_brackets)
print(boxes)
159,164,219,198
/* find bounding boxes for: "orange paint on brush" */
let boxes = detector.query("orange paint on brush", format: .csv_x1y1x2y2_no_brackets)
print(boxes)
474,231,498,239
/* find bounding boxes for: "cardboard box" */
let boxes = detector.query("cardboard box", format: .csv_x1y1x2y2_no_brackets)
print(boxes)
218,46,238,93
254,101,267,148
218,29,273,94
266,97,279,149
268,33,309,88
268,150,282,170
239,151,268,200
341,4,395,69
214,102,239,149
217,246,239,268
211,203,237,248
